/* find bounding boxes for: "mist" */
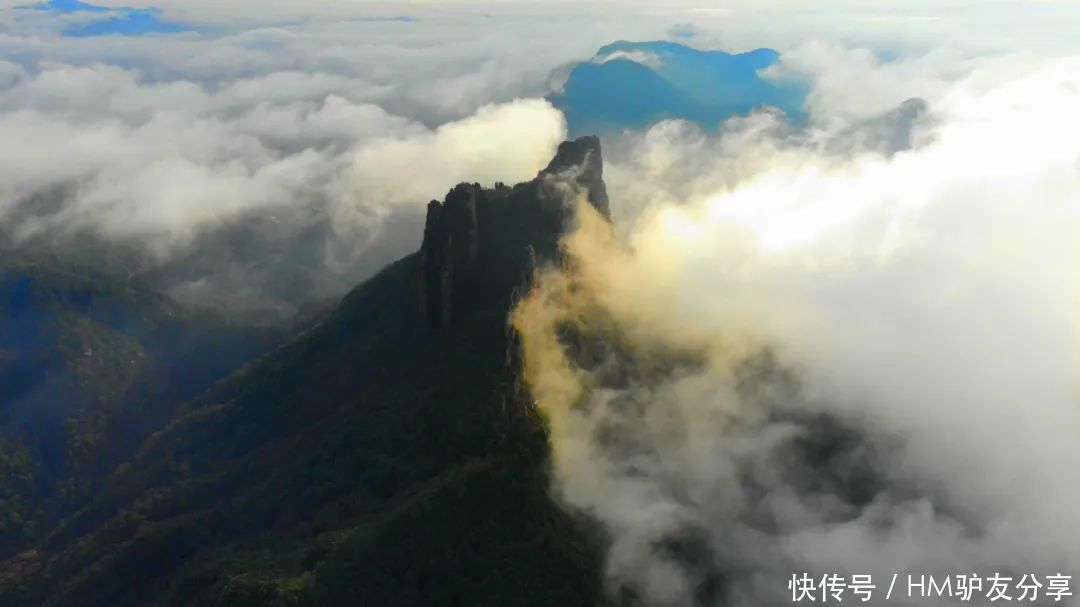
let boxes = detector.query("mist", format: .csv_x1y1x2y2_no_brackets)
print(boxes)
514,54,1080,606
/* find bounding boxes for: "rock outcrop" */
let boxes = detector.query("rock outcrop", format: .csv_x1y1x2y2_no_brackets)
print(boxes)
420,135,608,332
420,184,480,331
539,135,610,219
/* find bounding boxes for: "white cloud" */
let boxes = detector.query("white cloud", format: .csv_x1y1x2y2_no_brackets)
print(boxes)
515,55,1080,605
595,49,665,69
341,98,565,212
0,47,565,311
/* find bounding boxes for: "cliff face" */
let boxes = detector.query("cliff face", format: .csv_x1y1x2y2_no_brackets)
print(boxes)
0,137,610,607
420,135,608,332
420,184,480,331
540,135,610,219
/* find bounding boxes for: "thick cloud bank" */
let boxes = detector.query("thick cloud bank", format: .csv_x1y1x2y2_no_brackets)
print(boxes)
0,60,565,312
0,3,588,314
515,57,1080,606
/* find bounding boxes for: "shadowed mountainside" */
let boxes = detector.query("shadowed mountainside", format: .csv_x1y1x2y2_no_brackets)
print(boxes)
0,258,290,559
0,136,611,606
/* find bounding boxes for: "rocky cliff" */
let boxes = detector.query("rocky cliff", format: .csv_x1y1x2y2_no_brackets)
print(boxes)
420,135,608,332
0,136,611,607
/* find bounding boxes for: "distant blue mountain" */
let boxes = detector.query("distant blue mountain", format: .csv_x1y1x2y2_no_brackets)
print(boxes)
19,0,189,36
24,0,108,12
64,9,188,37
549,40,807,135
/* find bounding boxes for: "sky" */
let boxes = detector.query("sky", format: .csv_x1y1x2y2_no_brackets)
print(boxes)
3,5,1080,603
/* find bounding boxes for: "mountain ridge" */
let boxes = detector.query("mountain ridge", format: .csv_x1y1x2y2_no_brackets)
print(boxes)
0,136,611,607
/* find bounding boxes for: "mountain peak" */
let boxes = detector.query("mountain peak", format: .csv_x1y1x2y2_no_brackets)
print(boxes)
419,136,607,333
539,135,610,218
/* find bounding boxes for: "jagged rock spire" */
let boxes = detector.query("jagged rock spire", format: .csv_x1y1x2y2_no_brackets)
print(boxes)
539,135,610,218
420,136,608,333
420,184,480,331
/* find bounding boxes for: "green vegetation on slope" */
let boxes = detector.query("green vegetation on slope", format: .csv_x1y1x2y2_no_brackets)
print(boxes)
0,257,291,561
0,138,610,606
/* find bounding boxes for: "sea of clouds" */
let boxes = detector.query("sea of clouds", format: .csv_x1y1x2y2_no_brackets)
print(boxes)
6,0,1075,315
